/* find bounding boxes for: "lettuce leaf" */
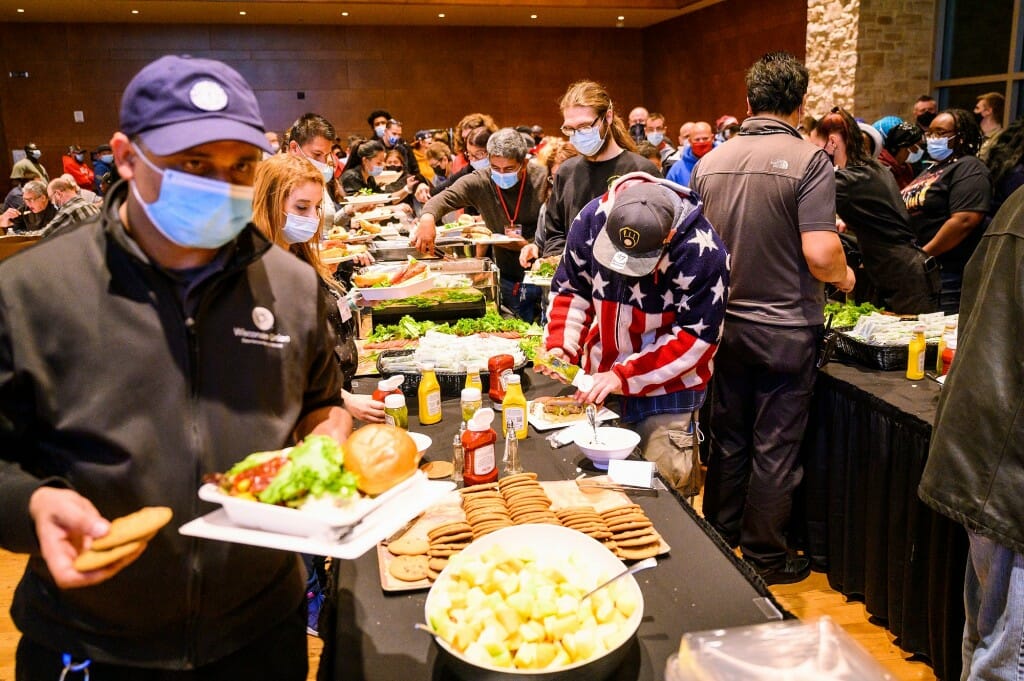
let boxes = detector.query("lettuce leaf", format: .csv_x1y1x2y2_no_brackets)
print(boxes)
257,435,358,506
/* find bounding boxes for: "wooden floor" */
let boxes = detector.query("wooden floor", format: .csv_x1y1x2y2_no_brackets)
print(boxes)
0,547,936,681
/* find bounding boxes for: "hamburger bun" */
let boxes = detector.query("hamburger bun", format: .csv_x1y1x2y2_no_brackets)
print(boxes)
353,271,391,288
343,424,419,495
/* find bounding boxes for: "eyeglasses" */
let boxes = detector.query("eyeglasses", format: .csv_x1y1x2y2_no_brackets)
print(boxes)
560,114,602,137
925,129,956,140
23,194,44,203
467,149,488,161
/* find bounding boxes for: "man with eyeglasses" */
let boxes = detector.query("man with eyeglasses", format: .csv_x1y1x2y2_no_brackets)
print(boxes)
40,176,100,238
0,55,350,679
0,179,56,233
415,128,547,320
519,80,659,268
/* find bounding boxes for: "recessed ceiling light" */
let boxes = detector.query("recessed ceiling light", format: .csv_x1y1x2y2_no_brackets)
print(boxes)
530,14,537,19
131,8,138,13
16,8,24,12
617,15,625,20
438,13,445,18
341,11,349,16
239,10,246,15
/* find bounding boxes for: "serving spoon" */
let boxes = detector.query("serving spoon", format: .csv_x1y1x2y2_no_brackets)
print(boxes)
582,556,658,601
586,404,601,444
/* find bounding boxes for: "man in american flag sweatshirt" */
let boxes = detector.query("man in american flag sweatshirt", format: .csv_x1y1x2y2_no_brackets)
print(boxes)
542,171,729,496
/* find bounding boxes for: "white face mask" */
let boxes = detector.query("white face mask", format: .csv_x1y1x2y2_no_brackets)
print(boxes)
906,147,924,164
281,211,320,244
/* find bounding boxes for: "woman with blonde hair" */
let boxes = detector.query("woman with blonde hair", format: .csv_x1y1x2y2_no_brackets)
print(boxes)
451,112,498,173
252,154,385,424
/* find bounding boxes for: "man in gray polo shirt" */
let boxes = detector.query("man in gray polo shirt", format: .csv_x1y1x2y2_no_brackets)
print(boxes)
692,52,854,585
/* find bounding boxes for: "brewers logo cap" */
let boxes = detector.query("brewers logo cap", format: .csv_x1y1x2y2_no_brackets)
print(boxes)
120,55,271,155
593,182,680,277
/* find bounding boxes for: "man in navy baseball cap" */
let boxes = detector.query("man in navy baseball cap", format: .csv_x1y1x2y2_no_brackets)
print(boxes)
3,55,350,679
120,55,272,156
109,55,275,263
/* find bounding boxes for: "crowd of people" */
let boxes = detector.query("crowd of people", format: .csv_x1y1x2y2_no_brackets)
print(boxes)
1,48,1023,681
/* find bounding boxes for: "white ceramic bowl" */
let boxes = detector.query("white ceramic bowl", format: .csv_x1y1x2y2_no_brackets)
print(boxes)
573,426,641,470
424,524,644,680
408,432,432,457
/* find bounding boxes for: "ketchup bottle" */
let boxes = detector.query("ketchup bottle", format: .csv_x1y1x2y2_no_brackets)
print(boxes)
487,354,515,407
372,375,404,402
462,407,498,486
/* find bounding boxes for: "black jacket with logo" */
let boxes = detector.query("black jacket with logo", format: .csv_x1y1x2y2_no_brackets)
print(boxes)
0,181,345,667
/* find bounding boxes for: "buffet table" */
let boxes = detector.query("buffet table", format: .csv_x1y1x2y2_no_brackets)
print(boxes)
319,373,790,681
799,361,968,681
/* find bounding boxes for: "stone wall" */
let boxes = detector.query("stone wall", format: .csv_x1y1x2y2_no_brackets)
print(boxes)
805,0,936,122
855,0,935,121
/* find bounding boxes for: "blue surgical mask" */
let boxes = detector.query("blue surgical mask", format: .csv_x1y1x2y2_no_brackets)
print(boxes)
131,144,253,250
374,124,386,138
491,169,519,190
298,149,333,183
927,137,954,162
646,132,664,146
281,212,320,244
29,150,41,160
570,124,606,157
74,153,85,163
470,157,490,171
100,154,114,164
386,134,399,146
368,164,384,177
906,148,924,164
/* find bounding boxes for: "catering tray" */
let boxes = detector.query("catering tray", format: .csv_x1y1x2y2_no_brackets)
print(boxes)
181,474,456,560
370,297,486,323
370,240,438,261
354,275,436,302
376,348,528,402
376,478,670,592
834,329,939,371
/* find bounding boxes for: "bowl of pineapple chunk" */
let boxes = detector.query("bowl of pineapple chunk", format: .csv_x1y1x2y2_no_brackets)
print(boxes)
424,524,644,680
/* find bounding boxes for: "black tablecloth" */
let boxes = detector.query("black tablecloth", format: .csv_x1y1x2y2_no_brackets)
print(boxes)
319,373,788,681
800,362,968,681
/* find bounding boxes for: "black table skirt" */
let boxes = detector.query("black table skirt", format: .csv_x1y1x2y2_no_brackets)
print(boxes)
319,373,789,681
800,362,968,681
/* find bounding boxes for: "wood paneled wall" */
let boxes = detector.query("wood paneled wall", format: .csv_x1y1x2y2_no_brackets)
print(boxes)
643,0,808,135
0,6,807,183
0,23,643,182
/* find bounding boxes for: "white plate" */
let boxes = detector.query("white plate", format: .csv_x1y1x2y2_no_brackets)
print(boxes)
523,273,553,287
527,400,618,431
375,170,403,186
467,234,522,245
354,274,435,301
344,193,394,206
197,470,424,537
182,476,455,560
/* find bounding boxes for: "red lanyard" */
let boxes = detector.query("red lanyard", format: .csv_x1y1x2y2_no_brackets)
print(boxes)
493,169,526,228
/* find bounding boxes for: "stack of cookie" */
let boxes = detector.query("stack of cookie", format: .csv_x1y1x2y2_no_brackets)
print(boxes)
425,521,473,580
459,483,514,538
600,504,662,560
554,506,616,552
498,473,560,526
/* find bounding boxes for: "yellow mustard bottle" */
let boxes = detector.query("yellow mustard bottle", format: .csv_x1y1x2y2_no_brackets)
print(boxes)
906,324,926,380
464,363,483,393
418,362,443,425
501,374,528,440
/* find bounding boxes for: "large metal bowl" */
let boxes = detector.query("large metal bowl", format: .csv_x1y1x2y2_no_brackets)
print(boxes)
424,524,644,681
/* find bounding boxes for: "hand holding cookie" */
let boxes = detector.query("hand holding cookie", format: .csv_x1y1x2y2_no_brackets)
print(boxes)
29,487,171,589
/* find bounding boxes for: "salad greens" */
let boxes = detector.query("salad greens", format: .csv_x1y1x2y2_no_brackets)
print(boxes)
825,300,883,328
368,312,541,342
533,261,557,278
226,435,358,507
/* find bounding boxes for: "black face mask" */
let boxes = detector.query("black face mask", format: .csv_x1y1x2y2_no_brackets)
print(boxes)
973,111,985,125
385,165,403,172
629,122,646,143
916,112,936,130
